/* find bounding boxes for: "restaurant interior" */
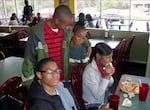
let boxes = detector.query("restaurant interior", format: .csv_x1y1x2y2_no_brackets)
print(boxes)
0,0,150,110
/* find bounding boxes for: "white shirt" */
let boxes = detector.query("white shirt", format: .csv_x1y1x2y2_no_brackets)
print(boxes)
9,20,18,25
82,59,114,105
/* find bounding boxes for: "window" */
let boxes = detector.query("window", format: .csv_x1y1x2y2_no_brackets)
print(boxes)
102,0,130,30
75,0,150,32
34,0,54,18
130,0,150,31
0,0,54,25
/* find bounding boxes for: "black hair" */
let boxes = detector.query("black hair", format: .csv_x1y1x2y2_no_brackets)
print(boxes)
90,43,112,62
53,5,73,21
10,16,15,20
86,14,93,22
36,57,55,72
79,13,85,18
12,13,16,16
73,25,86,33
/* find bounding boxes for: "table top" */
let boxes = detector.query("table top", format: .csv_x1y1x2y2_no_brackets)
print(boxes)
110,22,128,26
89,39,120,49
0,57,24,85
0,32,11,38
0,25,29,28
115,74,150,110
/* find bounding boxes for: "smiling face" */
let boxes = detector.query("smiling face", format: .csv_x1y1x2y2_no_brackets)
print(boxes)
36,61,60,90
73,29,87,45
71,25,87,46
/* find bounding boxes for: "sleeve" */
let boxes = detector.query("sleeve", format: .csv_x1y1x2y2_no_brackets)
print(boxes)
83,67,110,100
108,76,114,87
22,32,37,79
63,88,77,110
62,27,73,80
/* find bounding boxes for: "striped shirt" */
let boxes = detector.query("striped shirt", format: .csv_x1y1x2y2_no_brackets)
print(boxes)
44,22,64,80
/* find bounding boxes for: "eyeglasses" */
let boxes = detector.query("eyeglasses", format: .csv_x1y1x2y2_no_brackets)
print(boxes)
39,69,62,74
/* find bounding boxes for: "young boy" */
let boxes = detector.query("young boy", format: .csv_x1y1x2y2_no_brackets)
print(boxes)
28,57,77,110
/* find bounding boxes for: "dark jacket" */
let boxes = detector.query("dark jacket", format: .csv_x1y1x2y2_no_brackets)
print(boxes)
27,78,65,110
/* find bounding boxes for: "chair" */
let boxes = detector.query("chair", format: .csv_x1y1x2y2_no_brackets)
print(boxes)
124,34,135,62
22,100,28,110
14,30,28,57
114,39,126,75
2,30,27,57
0,76,28,110
113,39,126,81
70,63,86,110
146,21,149,32
1,33,16,56
111,39,126,93
129,21,133,30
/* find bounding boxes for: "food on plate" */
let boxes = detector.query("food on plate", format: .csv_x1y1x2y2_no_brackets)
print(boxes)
120,81,139,94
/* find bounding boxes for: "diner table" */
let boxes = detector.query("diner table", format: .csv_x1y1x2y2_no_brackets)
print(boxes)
0,56,23,85
115,74,150,110
89,39,120,49
0,32,14,48
110,22,128,30
0,32,12,38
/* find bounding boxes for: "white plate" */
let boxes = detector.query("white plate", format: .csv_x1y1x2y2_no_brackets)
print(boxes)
120,81,139,94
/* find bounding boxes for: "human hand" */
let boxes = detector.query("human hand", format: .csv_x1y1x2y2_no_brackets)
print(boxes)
104,63,115,79
98,103,113,110
86,47,92,57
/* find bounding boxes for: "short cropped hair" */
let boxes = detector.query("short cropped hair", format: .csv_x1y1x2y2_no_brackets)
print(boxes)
36,58,55,72
53,5,73,21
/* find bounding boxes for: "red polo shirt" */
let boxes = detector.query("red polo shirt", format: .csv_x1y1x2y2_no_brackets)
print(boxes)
44,22,64,80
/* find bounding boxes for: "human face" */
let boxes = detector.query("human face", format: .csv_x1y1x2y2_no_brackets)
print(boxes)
55,17,74,30
73,30,87,45
36,61,60,89
96,52,113,66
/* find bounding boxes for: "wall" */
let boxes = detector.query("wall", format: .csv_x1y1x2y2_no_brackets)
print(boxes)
0,25,32,34
86,28,149,64
146,33,150,77
109,30,149,64
86,28,105,39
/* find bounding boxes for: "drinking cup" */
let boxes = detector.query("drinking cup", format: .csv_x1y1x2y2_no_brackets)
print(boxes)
139,83,149,101
108,94,120,110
